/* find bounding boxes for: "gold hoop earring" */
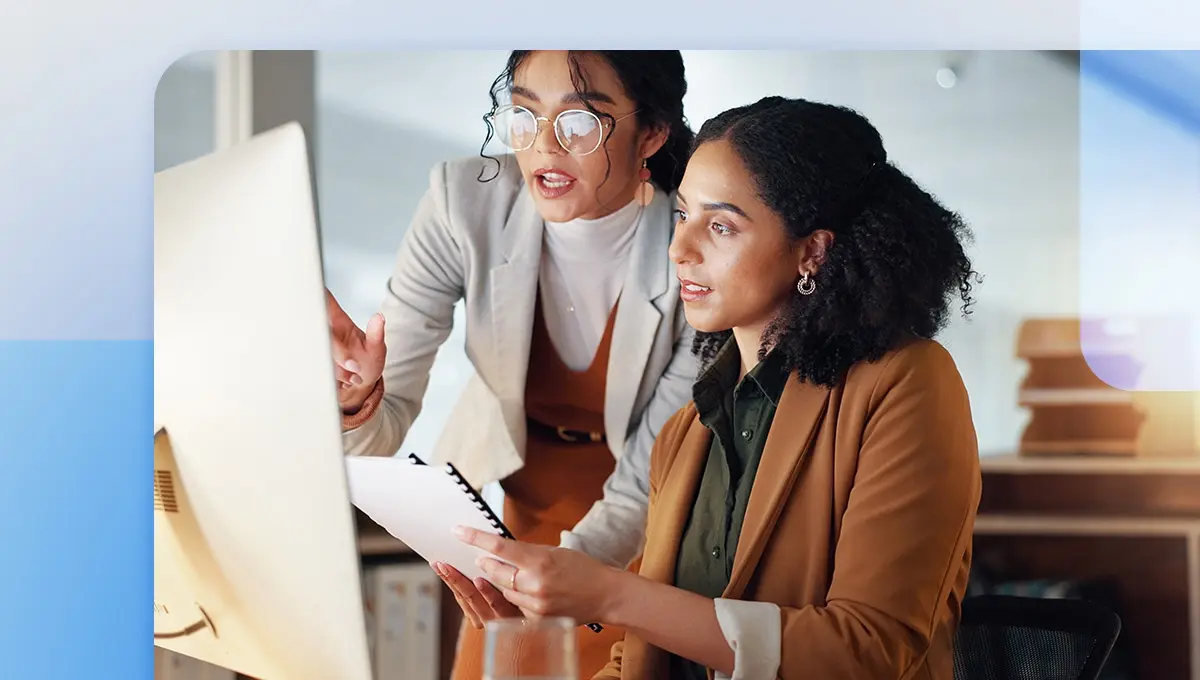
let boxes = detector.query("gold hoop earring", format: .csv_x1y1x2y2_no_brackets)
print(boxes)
797,272,816,296
636,158,655,207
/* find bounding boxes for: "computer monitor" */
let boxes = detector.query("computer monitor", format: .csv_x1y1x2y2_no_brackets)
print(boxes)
153,122,373,680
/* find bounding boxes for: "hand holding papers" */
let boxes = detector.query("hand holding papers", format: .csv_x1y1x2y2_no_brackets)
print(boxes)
345,455,509,582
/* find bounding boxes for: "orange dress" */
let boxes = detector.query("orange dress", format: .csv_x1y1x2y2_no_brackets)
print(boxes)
450,293,633,680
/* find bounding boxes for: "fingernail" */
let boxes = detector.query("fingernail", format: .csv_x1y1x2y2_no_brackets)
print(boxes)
345,359,361,373
453,526,468,539
350,374,363,385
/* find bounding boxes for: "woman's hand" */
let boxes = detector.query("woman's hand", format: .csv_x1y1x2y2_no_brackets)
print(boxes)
453,526,629,625
325,288,386,412
433,561,524,629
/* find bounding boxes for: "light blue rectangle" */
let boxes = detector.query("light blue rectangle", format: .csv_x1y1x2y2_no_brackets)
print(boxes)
0,341,151,677
1079,50,1200,390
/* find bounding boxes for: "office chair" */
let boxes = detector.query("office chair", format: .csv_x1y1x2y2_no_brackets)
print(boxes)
953,594,1122,680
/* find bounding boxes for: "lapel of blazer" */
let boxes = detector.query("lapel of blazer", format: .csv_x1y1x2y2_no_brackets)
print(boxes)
629,411,710,676
723,375,831,600
638,412,709,583
604,189,673,456
488,187,543,437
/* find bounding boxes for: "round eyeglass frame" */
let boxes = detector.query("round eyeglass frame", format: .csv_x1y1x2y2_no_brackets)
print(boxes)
487,104,640,156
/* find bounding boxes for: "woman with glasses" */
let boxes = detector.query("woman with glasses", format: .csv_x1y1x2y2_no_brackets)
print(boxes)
454,96,983,679
325,50,699,679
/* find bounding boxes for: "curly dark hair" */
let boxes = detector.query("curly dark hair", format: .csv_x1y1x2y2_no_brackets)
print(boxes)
477,51,694,197
691,96,981,386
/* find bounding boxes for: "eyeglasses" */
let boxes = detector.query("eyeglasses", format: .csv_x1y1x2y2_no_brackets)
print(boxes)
487,104,639,156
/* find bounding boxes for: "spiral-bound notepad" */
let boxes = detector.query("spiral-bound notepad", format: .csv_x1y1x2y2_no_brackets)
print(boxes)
345,454,510,582
345,454,605,633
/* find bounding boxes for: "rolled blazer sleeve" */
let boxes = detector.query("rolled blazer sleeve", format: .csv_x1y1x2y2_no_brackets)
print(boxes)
342,162,465,457
561,306,698,568
775,342,981,678
712,598,782,679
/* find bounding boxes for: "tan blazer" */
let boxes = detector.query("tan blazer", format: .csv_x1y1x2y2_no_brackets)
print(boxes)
596,338,982,680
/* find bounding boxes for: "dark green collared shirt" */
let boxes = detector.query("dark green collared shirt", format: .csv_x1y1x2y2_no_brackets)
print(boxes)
670,339,790,680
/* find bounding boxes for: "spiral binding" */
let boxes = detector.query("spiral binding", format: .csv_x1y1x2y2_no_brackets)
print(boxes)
405,453,604,634
408,453,513,540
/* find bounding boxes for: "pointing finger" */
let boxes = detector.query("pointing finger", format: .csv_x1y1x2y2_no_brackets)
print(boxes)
454,527,526,565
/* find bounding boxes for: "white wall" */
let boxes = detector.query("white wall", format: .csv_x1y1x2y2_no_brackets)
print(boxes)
155,51,1093,459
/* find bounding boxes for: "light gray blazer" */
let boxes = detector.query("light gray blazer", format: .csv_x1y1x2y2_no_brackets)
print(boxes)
342,154,699,567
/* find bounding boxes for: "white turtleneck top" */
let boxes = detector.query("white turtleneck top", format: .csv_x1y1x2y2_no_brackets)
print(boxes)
538,198,641,371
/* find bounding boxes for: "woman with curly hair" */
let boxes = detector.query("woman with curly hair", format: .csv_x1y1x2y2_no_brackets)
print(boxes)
454,95,983,680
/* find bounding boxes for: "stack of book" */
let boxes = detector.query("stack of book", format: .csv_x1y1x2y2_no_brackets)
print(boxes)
1015,317,1198,458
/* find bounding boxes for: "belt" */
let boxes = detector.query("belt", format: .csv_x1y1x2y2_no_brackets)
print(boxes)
526,417,606,444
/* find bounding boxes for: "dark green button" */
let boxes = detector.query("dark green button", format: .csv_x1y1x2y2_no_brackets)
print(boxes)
741,429,752,440
711,546,721,559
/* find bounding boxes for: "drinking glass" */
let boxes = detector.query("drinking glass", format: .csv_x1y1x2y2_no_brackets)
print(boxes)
483,616,578,680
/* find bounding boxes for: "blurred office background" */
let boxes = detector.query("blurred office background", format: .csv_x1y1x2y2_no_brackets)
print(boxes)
155,49,1090,459
154,50,1200,680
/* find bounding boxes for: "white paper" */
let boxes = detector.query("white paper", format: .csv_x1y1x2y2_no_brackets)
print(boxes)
345,456,505,581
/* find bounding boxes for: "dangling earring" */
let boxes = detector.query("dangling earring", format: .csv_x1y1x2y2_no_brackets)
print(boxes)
797,271,816,295
636,158,655,207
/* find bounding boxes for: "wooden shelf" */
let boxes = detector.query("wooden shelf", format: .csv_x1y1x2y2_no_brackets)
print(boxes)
1018,387,1134,406
1013,318,1199,459
975,513,1200,536
986,317,1200,680
981,452,1200,475
977,454,1200,679
1020,439,1139,457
